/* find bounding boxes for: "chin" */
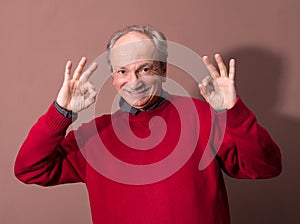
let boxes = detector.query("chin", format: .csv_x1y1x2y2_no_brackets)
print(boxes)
134,97,158,109
132,99,149,109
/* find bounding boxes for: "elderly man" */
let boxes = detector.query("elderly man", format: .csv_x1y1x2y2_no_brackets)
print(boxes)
15,25,282,224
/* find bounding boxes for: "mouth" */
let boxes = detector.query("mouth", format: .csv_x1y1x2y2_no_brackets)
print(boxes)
123,86,151,98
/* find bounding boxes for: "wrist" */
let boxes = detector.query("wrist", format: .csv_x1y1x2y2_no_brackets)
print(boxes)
54,101,78,121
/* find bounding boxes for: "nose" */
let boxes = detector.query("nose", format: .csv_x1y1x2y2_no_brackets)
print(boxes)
124,71,144,89
126,70,140,82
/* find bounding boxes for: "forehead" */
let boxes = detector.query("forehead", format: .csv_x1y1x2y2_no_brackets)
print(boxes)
110,31,159,69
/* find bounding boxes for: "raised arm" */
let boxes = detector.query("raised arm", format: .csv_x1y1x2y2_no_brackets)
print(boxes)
199,54,282,178
15,58,98,186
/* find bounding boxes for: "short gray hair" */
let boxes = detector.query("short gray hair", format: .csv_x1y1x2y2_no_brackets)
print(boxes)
106,25,168,71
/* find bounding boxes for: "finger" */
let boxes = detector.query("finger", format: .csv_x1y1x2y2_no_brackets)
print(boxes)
64,60,72,82
229,59,235,80
84,93,97,108
81,81,96,95
200,75,215,95
80,62,98,82
215,54,228,77
73,57,87,80
198,84,209,102
203,56,220,79
84,82,97,107
201,75,213,86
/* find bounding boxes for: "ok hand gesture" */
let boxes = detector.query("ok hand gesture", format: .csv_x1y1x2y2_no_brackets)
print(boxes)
199,54,237,111
56,57,98,113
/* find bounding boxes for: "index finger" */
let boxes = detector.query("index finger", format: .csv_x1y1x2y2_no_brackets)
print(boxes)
80,62,98,82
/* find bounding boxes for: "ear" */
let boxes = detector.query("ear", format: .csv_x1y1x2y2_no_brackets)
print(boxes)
161,65,167,82
111,73,116,86
161,72,166,82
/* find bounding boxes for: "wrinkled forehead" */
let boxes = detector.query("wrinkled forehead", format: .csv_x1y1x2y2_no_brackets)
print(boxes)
109,39,159,70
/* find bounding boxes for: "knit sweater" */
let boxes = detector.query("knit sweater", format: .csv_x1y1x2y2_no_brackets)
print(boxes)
14,95,282,224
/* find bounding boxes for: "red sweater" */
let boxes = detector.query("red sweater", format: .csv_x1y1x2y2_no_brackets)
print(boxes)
15,95,282,224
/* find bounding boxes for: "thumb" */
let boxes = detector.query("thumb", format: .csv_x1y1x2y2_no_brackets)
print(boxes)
198,84,209,102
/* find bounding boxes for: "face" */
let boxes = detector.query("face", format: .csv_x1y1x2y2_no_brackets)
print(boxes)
110,32,166,110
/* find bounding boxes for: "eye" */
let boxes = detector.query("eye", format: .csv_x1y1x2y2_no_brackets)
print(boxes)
117,69,126,75
143,67,151,72
139,66,152,74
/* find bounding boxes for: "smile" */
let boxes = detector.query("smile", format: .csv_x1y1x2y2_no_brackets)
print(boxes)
123,86,151,97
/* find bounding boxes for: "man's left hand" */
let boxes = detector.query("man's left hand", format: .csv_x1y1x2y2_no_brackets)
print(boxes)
199,54,237,111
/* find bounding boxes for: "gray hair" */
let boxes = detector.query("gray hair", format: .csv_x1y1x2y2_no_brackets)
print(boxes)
106,25,168,71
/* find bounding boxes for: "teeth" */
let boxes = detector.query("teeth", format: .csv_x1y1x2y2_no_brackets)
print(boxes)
126,87,149,94
132,87,147,93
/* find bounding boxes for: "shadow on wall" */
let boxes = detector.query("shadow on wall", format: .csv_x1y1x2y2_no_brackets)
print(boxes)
222,47,299,224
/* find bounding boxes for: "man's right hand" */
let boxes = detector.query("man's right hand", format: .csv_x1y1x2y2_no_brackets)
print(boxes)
56,57,98,113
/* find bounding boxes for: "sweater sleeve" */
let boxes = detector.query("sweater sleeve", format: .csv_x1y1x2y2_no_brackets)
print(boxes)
215,98,282,179
14,103,86,186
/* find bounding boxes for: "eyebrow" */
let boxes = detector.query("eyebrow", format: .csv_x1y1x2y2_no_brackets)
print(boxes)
136,62,154,69
116,62,154,71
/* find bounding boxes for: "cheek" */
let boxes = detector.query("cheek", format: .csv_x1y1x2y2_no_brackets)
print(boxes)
145,77,162,87
112,77,124,91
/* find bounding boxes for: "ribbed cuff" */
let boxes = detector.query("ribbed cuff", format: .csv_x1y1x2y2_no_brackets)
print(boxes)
226,97,252,128
43,102,73,134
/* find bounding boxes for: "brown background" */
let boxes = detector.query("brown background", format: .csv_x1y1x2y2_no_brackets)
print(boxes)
1,0,299,223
